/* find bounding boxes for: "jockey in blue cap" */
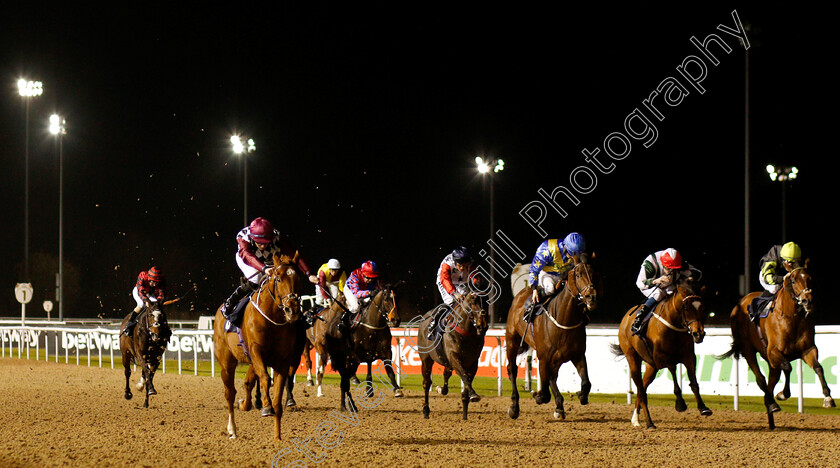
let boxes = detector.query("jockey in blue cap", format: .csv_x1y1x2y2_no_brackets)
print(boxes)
525,232,585,318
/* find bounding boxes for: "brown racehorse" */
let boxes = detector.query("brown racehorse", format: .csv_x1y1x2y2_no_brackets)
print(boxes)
120,300,171,408
417,291,488,420
505,257,599,420
721,260,834,430
213,253,304,440
307,285,401,412
612,279,711,429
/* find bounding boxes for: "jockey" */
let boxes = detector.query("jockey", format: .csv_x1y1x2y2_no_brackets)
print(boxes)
315,258,347,307
339,260,380,331
632,248,701,334
750,242,802,322
525,233,586,316
219,217,317,327
428,246,477,339
122,266,166,336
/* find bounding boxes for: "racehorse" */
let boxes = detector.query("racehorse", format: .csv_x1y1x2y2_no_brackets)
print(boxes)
505,256,599,420
417,291,488,420
612,278,711,429
721,260,833,430
308,285,401,411
119,299,171,408
213,253,305,441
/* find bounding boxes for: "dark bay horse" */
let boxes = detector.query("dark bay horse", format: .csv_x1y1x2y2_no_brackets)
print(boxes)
308,285,401,411
505,258,599,420
417,291,488,420
120,299,171,408
721,261,833,430
213,253,305,440
612,280,711,429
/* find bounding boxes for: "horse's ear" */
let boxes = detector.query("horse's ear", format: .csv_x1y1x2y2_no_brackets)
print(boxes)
272,253,282,267
804,258,810,269
293,250,300,263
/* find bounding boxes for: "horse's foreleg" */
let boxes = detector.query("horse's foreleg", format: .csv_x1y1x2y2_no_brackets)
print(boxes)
765,366,783,430
122,354,133,400
316,353,327,398
547,365,564,420
572,355,591,405
285,368,297,409
250,353,275,417
438,367,452,396
639,364,658,429
421,357,433,419
802,347,836,408
304,345,314,386
775,368,792,401
239,366,256,411
531,358,552,405
682,357,712,416
506,337,521,419
668,366,687,412
382,360,404,397
272,367,288,441
364,362,375,398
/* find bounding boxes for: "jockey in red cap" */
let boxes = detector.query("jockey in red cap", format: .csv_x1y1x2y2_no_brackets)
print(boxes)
631,248,701,334
122,266,167,336
219,217,317,328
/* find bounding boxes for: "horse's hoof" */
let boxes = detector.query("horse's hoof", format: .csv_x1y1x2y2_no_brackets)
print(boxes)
553,410,565,420
769,403,782,413
305,380,314,387
646,423,656,430
531,391,548,405
350,376,361,385
775,392,789,401
700,407,713,416
124,392,133,400
261,407,276,417
436,386,448,396
675,400,688,412
508,407,520,420
229,434,237,440
824,397,836,408
577,393,589,406
469,394,481,403
147,388,157,396
286,399,297,408
394,388,404,398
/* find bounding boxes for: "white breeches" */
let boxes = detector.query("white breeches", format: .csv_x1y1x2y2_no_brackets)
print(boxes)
759,275,782,294
235,254,264,287
538,271,563,295
315,283,340,306
343,284,362,313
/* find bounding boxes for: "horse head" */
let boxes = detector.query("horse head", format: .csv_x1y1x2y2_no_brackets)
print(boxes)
267,253,303,324
145,300,171,346
374,284,401,328
785,260,814,317
462,291,488,336
675,283,706,343
566,257,598,311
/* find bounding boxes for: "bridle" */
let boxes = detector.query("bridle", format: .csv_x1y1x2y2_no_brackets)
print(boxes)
450,293,488,336
652,292,702,334
784,267,813,317
357,288,398,330
249,263,301,326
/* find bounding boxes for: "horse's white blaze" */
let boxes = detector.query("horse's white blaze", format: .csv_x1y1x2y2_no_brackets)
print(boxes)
287,270,295,276
227,413,237,439
631,408,640,427
691,301,701,311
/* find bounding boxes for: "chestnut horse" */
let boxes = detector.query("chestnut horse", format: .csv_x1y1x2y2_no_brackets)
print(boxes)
305,285,401,411
120,299,171,408
213,253,304,440
505,257,599,420
417,291,488,420
721,261,833,430
612,280,711,429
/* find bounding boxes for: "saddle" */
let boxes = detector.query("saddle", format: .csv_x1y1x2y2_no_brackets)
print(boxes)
223,296,253,361
748,295,774,323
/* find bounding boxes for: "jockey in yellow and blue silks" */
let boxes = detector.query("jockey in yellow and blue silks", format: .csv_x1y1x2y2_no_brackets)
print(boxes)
527,233,586,307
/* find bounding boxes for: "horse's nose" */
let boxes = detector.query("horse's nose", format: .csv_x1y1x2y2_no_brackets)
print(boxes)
692,331,705,343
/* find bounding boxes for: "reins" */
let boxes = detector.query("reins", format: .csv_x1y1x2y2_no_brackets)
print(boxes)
356,288,396,330
249,263,300,327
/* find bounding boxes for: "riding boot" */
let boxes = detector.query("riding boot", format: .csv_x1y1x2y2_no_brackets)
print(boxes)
337,310,350,334
632,297,657,334
427,306,446,340
122,307,142,336
220,282,254,325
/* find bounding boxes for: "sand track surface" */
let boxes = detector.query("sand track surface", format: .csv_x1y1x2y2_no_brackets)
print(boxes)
1,357,839,467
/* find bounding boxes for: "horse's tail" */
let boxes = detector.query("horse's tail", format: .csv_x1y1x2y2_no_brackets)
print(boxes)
716,341,742,361
609,342,625,360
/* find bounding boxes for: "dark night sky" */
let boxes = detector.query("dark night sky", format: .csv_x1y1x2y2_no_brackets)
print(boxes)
1,3,835,324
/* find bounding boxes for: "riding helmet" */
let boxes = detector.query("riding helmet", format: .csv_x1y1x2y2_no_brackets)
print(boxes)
361,260,379,278
148,266,164,282
249,217,275,244
452,246,471,264
780,242,802,262
563,232,586,255
327,258,342,270
659,248,683,270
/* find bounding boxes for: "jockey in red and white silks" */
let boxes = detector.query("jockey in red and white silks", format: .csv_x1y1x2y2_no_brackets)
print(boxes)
436,247,476,306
